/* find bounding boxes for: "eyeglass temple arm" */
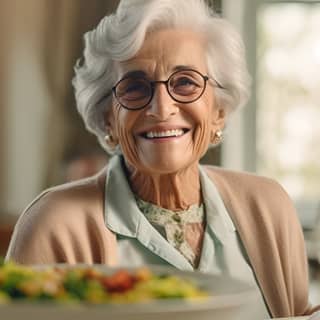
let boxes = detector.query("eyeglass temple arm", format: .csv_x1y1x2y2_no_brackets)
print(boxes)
207,76,225,89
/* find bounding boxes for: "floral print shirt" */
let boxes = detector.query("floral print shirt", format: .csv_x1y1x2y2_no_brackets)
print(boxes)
136,197,205,267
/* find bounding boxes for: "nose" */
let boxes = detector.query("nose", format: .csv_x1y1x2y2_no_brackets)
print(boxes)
145,83,179,120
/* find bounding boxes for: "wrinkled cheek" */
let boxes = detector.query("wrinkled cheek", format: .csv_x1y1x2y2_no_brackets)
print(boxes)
113,109,141,168
192,121,211,159
118,129,137,164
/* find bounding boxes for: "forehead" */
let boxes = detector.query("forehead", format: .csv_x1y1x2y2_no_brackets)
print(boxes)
115,28,208,78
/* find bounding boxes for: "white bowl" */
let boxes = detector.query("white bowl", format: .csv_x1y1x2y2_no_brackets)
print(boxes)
0,264,263,320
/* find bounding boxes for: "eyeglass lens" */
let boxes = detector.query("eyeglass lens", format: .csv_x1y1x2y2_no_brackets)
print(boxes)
114,70,206,110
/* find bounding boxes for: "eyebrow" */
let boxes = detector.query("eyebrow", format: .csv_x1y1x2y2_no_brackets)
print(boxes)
120,70,148,79
172,65,199,72
120,65,200,80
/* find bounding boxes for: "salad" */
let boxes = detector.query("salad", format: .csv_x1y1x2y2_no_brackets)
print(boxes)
0,261,207,304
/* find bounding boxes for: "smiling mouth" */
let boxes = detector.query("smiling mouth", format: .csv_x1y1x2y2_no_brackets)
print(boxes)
141,129,189,139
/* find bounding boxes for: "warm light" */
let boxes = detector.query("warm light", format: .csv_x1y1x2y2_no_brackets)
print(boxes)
257,3,320,200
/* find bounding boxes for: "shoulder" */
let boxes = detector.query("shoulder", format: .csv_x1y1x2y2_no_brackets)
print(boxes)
203,165,284,194
22,169,107,225
6,169,108,263
202,165,297,225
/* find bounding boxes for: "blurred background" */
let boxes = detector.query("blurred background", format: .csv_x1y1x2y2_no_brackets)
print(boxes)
0,0,319,302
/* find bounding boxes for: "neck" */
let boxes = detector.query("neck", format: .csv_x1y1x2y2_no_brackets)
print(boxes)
125,162,201,211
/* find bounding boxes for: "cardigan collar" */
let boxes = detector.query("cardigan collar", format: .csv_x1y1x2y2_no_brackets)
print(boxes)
104,155,235,269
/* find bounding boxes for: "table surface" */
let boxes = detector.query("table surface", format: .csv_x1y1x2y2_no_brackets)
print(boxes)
273,316,312,320
272,305,320,319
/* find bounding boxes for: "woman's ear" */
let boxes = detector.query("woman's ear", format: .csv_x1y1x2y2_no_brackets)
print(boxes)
104,106,115,131
104,106,119,148
209,107,226,144
212,107,226,127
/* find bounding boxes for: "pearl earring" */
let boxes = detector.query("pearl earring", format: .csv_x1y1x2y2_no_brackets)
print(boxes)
104,134,112,143
213,129,223,144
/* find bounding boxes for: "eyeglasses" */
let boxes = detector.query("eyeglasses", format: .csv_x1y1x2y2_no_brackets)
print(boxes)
112,69,224,110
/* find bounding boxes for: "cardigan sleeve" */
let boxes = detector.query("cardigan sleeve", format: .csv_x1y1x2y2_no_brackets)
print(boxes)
5,181,117,266
274,182,319,315
6,191,76,264
204,166,320,317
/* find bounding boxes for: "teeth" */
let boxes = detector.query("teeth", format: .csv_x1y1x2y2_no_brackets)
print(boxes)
146,129,184,139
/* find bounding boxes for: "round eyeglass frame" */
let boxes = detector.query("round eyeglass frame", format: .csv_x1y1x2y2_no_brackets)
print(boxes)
111,68,224,111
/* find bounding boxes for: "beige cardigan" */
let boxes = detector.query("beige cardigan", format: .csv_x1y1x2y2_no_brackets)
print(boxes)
6,165,320,318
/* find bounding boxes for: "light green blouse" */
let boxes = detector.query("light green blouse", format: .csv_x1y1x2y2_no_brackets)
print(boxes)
104,156,269,318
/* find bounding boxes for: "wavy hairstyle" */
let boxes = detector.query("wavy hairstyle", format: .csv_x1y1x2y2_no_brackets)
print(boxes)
72,0,251,154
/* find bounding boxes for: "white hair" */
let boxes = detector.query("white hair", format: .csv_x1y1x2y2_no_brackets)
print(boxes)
72,0,251,154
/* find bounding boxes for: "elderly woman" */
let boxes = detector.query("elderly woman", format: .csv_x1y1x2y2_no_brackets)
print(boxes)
6,0,319,318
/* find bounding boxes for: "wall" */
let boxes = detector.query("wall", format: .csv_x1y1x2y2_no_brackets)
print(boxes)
221,0,258,172
0,0,119,219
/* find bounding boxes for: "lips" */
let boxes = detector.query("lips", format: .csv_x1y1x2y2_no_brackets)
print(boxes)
136,124,191,140
138,128,190,139
145,129,184,139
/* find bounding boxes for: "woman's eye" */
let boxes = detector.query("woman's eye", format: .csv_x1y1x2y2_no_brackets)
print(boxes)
118,79,151,101
125,83,145,93
175,77,196,87
172,77,200,95
118,79,150,98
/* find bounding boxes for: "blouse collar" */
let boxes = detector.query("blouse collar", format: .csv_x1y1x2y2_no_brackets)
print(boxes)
104,156,235,256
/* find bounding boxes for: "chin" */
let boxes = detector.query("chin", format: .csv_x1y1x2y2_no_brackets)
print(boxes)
138,155,197,175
